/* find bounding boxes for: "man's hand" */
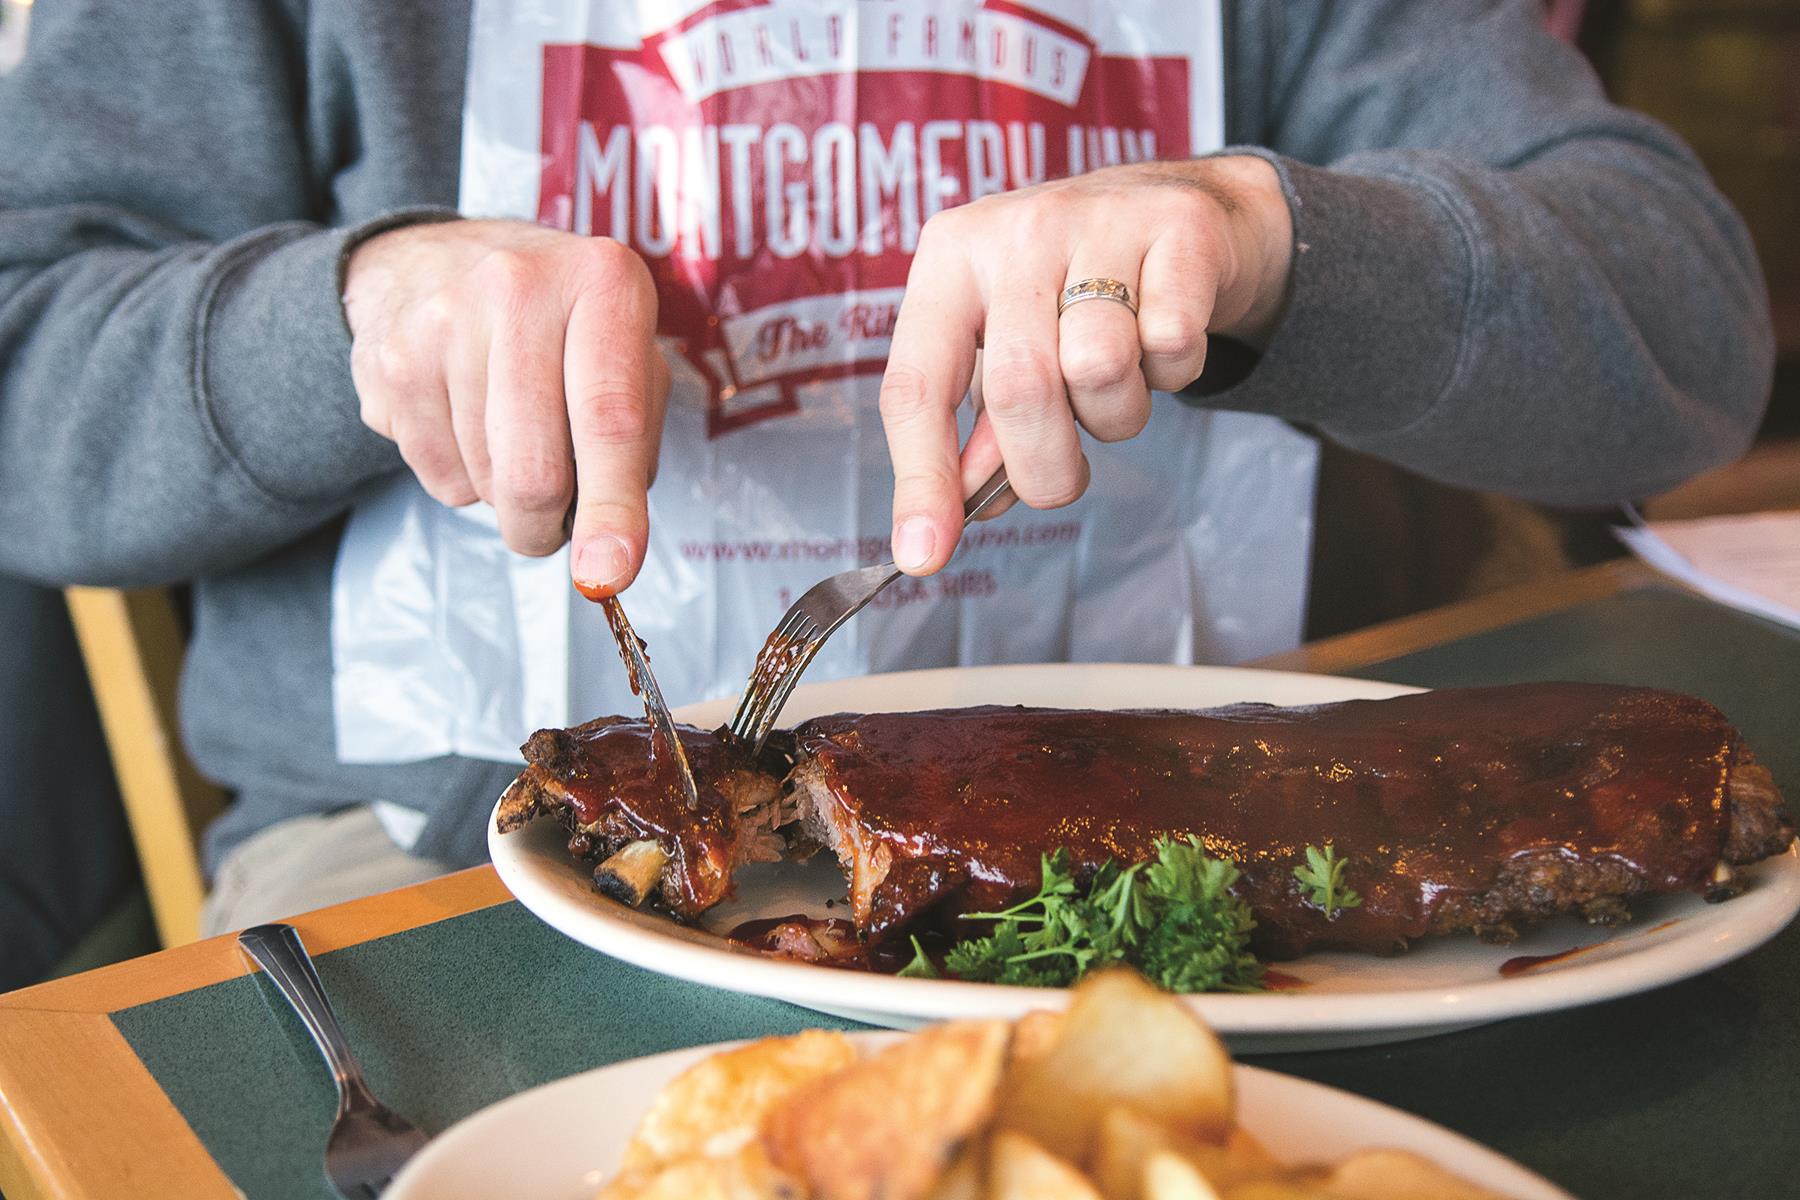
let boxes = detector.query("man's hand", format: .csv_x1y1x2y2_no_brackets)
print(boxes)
343,219,667,595
879,156,1293,575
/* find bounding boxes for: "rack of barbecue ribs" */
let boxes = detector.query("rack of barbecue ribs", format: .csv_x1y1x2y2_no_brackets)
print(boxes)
495,682,1794,959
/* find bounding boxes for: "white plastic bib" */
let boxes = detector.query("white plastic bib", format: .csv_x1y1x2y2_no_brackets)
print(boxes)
332,0,1319,764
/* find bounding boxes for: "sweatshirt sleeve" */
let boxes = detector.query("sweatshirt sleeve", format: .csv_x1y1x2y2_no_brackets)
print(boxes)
1199,0,1774,507
0,2,435,587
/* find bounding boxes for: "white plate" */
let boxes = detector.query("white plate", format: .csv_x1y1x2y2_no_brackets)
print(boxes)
490,663,1800,1053
388,1031,1576,1200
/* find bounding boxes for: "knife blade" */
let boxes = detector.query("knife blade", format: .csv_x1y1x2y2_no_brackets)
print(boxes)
596,593,701,811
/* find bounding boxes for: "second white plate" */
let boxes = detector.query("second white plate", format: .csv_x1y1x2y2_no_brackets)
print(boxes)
489,663,1800,1052
388,1032,1577,1200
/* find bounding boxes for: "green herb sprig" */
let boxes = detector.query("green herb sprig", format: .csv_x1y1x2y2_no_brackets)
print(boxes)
908,836,1264,993
1294,842,1361,918
897,935,938,979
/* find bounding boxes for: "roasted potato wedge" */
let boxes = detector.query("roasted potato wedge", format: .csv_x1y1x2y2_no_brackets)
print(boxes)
924,1146,986,1200
997,970,1234,1157
1226,1183,1333,1200
1093,1105,1286,1199
990,1130,1104,1200
1222,1129,1279,1176
598,1142,796,1200
1324,1149,1506,1199
618,1030,855,1176
1142,1152,1224,1200
1009,1008,1066,1065
1090,1105,1173,1200
599,972,1513,1200
763,1019,1011,1200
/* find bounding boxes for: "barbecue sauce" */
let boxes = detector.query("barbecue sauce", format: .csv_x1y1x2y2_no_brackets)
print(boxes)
597,595,645,698
1496,917,1682,977
1259,969,1309,991
744,628,808,719
727,914,869,969
1497,946,1596,977
794,684,1743,958
527,718,757,915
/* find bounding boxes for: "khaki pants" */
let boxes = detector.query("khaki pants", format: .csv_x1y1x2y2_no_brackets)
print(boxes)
199,807,451,937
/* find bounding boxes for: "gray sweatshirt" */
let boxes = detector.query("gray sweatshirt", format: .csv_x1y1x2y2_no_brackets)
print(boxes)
0,1,1772,869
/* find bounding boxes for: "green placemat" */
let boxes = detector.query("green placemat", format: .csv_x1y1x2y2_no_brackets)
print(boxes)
112,903,864,1200
1249,583,1800,1200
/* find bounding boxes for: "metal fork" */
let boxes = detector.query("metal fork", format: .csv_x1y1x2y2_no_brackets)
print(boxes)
728,466,1012,753
239,923,429,1199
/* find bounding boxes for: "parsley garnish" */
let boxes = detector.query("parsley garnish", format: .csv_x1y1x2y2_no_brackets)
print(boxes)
897,935,938,978
1294,842,1361,918
934,837,1264,993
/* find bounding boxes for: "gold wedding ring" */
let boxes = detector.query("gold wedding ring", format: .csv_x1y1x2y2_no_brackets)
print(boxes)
1057,277,1138,317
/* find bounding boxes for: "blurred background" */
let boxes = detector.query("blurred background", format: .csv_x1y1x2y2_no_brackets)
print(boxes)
1,0,1796,990
1311,0,1800,636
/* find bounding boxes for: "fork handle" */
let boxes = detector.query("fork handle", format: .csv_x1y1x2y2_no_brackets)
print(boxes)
239,923,375,1111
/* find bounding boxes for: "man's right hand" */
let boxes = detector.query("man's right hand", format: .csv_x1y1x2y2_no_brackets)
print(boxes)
342,219,667,595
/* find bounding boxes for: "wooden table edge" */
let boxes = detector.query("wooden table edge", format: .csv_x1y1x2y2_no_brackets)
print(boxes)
0,866,514,1199
0,863,513,1017
0,557,1661,1200
1250,558,1656,675
0,1010,236,1200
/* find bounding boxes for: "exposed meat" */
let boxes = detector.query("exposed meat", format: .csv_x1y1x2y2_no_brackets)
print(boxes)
727,914,871,968
494,717,793,918
788,684,1795,957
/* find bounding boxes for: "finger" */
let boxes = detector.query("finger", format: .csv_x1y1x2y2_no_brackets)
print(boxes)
446,305,494,502
882,227,983,575
391,382,478,507
564,241,660,595
1137,226,1217,392
353,334,478,506
1057,263,1151,443
981,261,1088,510
348,335,396,439
643,347,671,489
485,286,577,557
961,416,1017,522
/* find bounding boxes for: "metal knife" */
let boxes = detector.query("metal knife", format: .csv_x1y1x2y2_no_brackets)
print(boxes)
595,593,701,811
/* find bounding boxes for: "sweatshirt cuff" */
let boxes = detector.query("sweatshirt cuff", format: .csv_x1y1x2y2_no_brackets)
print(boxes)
200,209,458,507
333,207,464,335
1190,152,1479,439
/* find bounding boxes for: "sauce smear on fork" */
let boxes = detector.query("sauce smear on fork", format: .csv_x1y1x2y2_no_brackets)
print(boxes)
744,628,807,717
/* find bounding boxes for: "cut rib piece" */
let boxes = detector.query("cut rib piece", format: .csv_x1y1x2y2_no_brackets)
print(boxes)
495,716,792,918
789,683,1795,956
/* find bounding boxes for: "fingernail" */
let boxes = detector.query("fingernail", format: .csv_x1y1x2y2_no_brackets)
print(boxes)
573,534,631,590
894,516,936,572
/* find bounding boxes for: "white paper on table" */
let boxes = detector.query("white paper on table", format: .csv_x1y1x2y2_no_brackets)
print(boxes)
1615,510,1800,631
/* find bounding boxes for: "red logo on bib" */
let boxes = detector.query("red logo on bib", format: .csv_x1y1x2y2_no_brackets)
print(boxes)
536,2,1189,436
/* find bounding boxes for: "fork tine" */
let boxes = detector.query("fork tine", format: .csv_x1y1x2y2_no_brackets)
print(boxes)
735,618,819,744
748,629,829,752
729,608,816,742
735,622,814,746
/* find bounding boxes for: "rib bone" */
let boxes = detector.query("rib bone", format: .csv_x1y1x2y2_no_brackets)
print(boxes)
594,839,669,907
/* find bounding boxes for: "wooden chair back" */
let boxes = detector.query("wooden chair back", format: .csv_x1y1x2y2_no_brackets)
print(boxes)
62,587,225,947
